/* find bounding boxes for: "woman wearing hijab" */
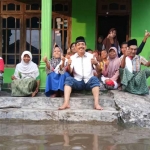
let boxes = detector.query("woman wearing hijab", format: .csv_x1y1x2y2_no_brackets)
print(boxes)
102,28,121,56
11,51,40,97
43,45,70,97
101,47,121,90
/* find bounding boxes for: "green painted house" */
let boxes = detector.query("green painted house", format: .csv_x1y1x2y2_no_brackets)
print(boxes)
0,0,150,89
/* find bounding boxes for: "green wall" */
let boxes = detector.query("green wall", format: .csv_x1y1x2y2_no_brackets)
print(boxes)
3,0,150,87
71,0,96,49
3,68,14,83
131,0,150,85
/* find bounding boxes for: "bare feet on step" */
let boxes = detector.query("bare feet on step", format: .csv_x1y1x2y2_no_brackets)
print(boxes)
58,103,70,110
94,104,103,110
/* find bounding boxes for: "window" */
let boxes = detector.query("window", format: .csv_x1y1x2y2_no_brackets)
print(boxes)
52,16,70,54
25,17,41,65
97,0,131,14
52,0,71,54
0,1,41,66
109,3,119,10
2,17,21,65
2,2,21,11
52,3,70,13
26,3,41,11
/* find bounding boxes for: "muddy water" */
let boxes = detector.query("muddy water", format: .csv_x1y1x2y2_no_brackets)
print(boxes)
0,121,150,150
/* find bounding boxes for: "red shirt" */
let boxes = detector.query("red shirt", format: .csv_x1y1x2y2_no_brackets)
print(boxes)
0,58,4,72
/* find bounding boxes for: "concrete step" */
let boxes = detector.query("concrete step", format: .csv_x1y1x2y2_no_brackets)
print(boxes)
0,107,118,122
0,91,118,122
0,94,115,110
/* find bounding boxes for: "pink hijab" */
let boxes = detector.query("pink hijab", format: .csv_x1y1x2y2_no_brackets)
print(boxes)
107,47,120,78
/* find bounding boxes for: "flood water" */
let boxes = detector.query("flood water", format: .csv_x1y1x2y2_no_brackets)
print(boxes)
0,121,150,150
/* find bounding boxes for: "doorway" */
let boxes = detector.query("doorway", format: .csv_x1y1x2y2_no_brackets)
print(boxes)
97,15,129,46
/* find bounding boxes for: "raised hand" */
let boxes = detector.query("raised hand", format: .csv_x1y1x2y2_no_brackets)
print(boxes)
67,58,72,66
145,30,150,38
11,75,17,80
105,60,109,67
124,48,130,57
43,56,48,63
91,54,98,65
61,54,65,62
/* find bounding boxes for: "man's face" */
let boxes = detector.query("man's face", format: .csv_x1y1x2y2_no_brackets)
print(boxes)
98,37,103,43
75,42,86,54
128,45,137,57
121,44,128,55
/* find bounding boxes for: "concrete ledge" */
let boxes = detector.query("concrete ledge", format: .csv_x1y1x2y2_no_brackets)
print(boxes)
0,107,118,122
0,90,150,127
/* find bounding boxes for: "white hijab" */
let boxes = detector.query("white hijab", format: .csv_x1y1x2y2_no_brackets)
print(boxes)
17,51,36,73
15,51,39,79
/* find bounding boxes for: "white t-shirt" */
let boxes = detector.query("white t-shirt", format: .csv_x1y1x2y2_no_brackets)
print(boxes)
70,52,94,83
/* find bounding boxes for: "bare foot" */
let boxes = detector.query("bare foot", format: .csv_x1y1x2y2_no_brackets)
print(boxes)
50,93,57,98
58,104,70,110
32,92,37,97
118,86,122,91
94,104,103,110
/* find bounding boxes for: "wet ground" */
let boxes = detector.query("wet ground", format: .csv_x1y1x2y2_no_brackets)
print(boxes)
0,121,150,150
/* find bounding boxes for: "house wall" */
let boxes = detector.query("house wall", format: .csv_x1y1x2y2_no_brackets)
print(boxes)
3,0,150,86
131,0,150,85
71,0,96,49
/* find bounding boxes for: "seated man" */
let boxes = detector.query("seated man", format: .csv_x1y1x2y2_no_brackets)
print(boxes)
120,39,150,95
120,30,150,61
59,36,103,110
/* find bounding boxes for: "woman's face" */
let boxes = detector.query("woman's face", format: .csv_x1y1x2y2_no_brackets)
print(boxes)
23,54,30,63
110,30,116,38
53,47,61,58
109,49,116,59
101,50,108,59
71,44,76,53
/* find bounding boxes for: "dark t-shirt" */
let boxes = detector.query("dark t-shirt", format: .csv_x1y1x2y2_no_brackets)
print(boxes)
97,43,103,51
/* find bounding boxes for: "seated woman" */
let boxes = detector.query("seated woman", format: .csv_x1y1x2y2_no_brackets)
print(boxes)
11,51,40,97
43,45,70,97
101,47,121,90
0,57,4,91
120,39,150,95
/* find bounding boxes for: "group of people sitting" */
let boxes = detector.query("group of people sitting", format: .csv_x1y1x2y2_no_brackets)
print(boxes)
0,28,150,111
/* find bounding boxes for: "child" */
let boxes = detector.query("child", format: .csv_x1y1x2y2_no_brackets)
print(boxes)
0,57,4,91
99,49,108,71
43,45,70,97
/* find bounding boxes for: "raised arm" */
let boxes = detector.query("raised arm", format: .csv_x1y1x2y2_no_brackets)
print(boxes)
43,56,50,69
145,61,150,67
66,58,73,74
137,32,150,55
120,55,127,68
60,55,65,70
